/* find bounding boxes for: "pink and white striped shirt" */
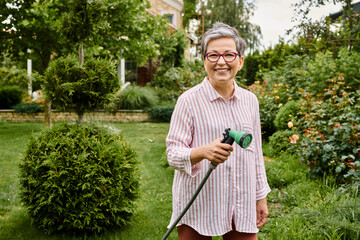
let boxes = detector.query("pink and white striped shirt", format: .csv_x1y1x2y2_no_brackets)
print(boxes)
166,77,271,236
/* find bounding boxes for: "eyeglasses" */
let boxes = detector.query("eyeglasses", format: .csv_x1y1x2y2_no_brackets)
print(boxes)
205,52,240,63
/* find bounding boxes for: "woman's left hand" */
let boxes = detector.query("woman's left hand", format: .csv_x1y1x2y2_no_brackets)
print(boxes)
256,198,269,227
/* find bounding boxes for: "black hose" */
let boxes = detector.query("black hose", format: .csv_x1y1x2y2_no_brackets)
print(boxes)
161,162,217,240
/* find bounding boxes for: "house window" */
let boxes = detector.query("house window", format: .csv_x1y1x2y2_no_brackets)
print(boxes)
164,14,173,24
160,10,177,27
125,60,138,84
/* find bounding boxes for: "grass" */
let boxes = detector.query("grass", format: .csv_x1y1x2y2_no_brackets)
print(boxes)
0,122,359,239
0,122,176,240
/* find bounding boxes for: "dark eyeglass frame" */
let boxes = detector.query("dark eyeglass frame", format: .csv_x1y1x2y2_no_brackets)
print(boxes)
204,51,241,63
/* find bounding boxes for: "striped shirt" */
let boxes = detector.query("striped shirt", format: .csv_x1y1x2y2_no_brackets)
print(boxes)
166,77,271,236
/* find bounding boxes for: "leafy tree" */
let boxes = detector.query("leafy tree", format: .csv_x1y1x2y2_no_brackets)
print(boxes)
154,28,189,68
183,0,197,29
1,0,165,126
290,0,360,53
240,40,302,85
0,0,162,72
203,0,262,51
60,0,106,64
0,0,65,71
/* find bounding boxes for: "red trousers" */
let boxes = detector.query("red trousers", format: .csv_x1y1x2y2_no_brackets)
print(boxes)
178,221,257,240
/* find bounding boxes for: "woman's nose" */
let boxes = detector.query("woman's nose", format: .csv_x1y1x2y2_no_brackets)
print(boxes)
217,55,227,64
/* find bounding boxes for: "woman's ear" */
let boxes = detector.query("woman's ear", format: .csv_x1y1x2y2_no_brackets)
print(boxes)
238,56,244,71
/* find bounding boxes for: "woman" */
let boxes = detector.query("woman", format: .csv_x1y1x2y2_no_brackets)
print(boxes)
166,22,270,240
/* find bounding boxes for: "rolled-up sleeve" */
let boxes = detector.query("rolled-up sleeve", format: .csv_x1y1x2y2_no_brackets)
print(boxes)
166,96,201,177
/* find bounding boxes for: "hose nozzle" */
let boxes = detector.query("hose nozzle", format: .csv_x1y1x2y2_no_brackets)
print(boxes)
221,128,252,148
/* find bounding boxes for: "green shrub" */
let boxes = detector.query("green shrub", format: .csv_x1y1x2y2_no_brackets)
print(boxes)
19,122,139,234
13,102,44,113
263,48,360,99
44,56,119,121
112,86,158,110
147,106,174,122
152,59,205,102
269,130,299,156
0,52,30,91
0,86,24,109
274,100,299,131
259,95,280,139
265,153,306,189
246,81,280,139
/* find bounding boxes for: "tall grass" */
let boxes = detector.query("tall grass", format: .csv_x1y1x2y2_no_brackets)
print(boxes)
260,142,360,240
115,86,158,110
0,123,359,239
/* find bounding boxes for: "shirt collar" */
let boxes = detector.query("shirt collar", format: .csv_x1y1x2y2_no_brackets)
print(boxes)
202,77,242,102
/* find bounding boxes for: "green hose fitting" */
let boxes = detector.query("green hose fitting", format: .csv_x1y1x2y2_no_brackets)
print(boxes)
229,129,252,148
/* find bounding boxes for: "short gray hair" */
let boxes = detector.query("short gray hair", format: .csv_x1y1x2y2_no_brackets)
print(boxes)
201,22,247,58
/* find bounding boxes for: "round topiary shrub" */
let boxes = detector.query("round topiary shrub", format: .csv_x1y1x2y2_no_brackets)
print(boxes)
19,122,139,234
43,55,119,122
274,100,299,131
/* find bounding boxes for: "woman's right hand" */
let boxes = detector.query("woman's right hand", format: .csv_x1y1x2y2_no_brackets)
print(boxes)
190,138,233,165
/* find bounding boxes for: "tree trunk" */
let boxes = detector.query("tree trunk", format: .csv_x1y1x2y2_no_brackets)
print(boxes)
148,58,153,82
44,96,52,127
78,112,84,124
79,43,84,65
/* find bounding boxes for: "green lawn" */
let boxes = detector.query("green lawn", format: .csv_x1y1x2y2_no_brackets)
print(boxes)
0,122,359,240
0,122,177,240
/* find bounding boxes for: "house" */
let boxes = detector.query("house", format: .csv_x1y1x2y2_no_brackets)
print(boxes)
120,0,188,87
148,0,184,29
326,1,360,49
329,1,360,20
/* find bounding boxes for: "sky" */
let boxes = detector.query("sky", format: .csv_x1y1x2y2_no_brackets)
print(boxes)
250,0,344,51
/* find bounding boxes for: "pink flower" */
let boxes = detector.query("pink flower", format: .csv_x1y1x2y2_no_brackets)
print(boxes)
335,123,341,128
289,134,299,144
292,134,299,141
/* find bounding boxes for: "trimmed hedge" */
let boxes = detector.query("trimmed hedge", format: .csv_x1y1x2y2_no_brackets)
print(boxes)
147,106,174,122
0,86,23,109
13,102,44,113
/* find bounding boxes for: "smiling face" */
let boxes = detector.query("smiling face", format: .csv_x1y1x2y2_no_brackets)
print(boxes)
204,37,244,89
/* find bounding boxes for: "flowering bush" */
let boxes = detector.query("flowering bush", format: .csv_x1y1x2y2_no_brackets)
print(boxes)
296,75,360,183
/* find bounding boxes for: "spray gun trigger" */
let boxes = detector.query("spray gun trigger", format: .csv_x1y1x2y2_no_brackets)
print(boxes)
221,128,231,143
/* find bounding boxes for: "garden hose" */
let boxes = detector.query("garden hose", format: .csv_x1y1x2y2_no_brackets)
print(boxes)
161,128,252,240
